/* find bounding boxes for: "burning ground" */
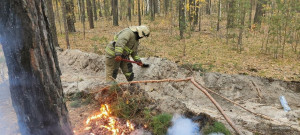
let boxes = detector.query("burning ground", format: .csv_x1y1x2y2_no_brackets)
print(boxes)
58,49,300,135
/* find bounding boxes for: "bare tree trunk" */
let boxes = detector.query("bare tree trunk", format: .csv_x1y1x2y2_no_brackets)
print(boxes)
98,0,103,17
132,0,135,15
87,0,95,28
81,0,86,39
55,0,63,35
46,0,59,47
179,0,185,39
0,1,73,134
128,0,132,21
150,0,155,21
194,0,199,26
254,0,267,26
248,0,253,29
164,0,169,15
199,7,202,31
65,0,76,32
206,0,211,15
104,0,109,17
238,2,246,53
138,0,142,25
113,0,119,26
93,0,98,21
62,0,71,49
217,0,221,31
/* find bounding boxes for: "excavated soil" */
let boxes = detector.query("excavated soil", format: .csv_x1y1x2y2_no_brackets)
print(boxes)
58,49,300,135
0,49,299,135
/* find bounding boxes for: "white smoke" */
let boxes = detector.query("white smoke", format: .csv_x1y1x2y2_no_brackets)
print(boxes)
167,114,201,135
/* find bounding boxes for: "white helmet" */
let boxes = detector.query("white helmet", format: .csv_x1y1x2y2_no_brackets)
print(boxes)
129,25,150,38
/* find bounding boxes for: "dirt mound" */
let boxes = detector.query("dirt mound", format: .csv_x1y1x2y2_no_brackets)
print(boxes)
58,49,300,134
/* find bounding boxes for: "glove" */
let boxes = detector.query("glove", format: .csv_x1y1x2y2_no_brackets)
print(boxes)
136,61,143,66
115,56,122,61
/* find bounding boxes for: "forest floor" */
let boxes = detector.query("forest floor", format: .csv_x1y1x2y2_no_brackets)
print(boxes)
58,49,300,135
56,15,300,82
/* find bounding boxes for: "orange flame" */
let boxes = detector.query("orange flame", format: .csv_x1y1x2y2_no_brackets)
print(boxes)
85,104,135,135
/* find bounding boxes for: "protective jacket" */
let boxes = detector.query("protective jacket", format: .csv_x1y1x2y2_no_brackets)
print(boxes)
105,28,141,61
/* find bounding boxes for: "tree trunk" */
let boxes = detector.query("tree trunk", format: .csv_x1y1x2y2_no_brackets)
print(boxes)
132,0,135,15
138,0,142,25
164,0,169,15
93,0,98,21
98,0,103,17
217,0,221,31
62,0,71,48
194,0,199,26
113,0,119,26
150,0,155,21
189,0,194,30
128,0,132,21
179,0,185,39
87,0,95,28
65,0,76,32
227,0,236,28
254,0,267,25
248,0,253,29
206,0,211,15
238,2,246,53
55,0,63,35
46,0,59,47
0,1,73,135
104,0,109,17
199,7,202,31
81,0,86,39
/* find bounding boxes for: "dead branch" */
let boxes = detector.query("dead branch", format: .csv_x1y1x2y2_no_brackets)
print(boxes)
190,78,243,135
251,80,262,102
194,80,300,131
92,78,192,93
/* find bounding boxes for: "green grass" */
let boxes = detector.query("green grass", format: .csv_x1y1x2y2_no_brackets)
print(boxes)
70,100,81,108
203,121,231,135
150,113,172,135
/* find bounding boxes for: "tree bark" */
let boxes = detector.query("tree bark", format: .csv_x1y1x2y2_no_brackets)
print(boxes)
87,0,95,28
79,0,86,39
62,0,71,48
0,0,73,135
93,0,98,21
206,0,211,15
65,0,76,32
254,0,267,25
46,0,59,47
128,0,132,21
150,0,155,21
248,0,253,29
55,0,63,35
238,2,246,53
113,0,119,26
138,0,142,25
179,0,185,39
194,0,199,26
217,0,221,31
164,0,169,15
98,0,103,17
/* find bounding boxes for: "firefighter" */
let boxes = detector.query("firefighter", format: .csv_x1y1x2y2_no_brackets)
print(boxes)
105,25,150,82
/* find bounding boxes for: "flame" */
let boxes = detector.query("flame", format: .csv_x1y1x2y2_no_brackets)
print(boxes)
126,120,134,131
85,104,135,135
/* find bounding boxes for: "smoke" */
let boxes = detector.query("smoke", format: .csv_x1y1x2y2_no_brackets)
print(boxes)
167,114,201,135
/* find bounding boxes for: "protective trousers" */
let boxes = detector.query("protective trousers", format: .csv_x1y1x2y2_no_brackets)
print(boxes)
105,56,134,82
